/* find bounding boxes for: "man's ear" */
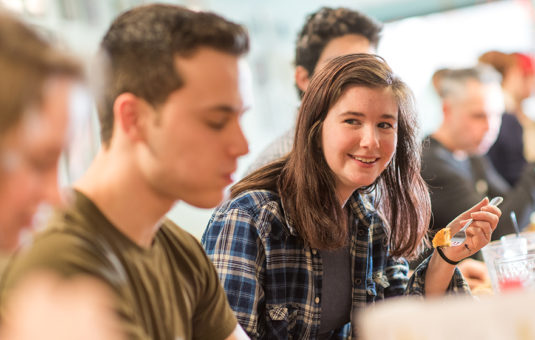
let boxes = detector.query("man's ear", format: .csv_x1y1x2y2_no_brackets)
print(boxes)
295,65,311,93
441,100,451,121
113,93,151,143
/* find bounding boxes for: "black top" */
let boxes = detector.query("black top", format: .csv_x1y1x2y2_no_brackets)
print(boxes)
487,112,526,186
317,245,352,339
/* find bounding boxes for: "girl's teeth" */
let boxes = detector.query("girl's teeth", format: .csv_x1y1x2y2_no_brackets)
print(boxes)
353,156,375,163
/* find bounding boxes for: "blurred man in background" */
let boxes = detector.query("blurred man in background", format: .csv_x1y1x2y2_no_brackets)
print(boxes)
247,7,382,171
422,66,535,241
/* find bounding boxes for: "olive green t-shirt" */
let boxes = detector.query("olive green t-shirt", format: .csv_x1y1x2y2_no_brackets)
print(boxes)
0,190,237,340
0,252,10,278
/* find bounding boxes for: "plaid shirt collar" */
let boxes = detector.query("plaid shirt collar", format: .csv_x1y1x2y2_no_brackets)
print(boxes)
280,190,379,237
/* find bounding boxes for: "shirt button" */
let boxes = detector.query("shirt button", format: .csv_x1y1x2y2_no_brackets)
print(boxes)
315,297,320,304
311,249,318,255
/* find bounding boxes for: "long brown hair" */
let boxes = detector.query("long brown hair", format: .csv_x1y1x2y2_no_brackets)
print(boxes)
232,54,430,258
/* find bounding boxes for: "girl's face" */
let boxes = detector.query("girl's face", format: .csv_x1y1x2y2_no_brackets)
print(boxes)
321,85,398,203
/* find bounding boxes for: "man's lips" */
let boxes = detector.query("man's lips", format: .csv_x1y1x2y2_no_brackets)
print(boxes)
222,168,237,183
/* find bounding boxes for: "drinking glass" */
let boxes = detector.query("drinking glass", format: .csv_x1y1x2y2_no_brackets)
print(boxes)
481,236,528,292
495,254,535,292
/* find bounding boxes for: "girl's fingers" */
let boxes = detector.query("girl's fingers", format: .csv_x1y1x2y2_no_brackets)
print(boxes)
449,198,491,235
460,197,490,220
466,221,493,245
481,204,502,218
468,211,500,231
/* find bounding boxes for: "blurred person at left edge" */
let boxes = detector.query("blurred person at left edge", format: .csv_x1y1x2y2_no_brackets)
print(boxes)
0,10,123,340
1,4,251,340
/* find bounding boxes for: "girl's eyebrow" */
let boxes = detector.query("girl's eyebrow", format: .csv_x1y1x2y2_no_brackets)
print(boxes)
340,111,398,121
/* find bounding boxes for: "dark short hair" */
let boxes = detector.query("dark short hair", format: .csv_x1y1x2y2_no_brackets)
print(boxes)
0,12,81,138
94,4,249,145
295,7,382,97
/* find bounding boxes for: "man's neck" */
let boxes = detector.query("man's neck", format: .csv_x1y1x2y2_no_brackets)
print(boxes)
74,149,175,249
431,128,469,159
503,90,520,114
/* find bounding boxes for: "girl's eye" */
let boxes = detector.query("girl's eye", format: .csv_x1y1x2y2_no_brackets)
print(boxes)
378,122,394,129
344,119,360,125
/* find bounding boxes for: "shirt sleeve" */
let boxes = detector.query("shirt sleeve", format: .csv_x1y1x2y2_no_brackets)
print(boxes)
0,232,149,340
405,255,470,296
491,162,535,239
190,239,238,340
202,207,266,340
383,256,410,298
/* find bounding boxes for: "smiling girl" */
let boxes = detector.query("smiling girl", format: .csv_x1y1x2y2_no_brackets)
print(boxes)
202,53,501,339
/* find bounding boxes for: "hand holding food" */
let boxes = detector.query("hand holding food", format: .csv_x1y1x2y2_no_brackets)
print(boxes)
432,196,503,249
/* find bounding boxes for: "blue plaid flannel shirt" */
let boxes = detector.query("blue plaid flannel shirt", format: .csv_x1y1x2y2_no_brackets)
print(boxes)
202,190,469,339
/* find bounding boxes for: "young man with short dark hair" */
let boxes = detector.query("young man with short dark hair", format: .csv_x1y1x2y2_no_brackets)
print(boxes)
1,5,250,339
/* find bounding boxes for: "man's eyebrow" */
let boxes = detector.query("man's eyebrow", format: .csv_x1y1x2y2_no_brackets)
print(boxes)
205,104,249,115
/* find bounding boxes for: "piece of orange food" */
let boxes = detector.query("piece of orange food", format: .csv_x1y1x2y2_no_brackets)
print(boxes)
432,227,451,248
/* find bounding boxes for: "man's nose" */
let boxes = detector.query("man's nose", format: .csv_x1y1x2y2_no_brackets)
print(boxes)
229,123,249,157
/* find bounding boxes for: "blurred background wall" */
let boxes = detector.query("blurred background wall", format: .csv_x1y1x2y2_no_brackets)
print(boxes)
3,0,535,238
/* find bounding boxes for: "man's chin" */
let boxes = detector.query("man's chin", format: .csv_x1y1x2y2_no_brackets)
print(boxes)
182,192,224,209
475,145,491,155
478,136,499,155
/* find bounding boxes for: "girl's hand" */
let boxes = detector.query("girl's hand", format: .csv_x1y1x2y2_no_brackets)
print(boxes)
441,197,502,263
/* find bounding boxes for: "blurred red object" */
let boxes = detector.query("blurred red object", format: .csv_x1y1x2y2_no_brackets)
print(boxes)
498,277,524,291
514,52,535,75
